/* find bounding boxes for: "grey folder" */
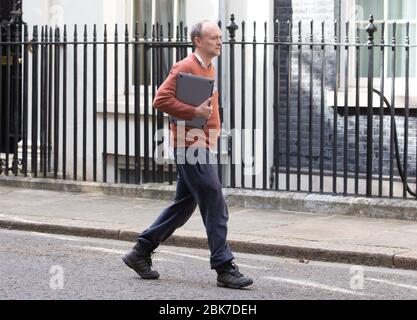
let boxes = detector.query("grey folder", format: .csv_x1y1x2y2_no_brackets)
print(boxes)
170,72,215,129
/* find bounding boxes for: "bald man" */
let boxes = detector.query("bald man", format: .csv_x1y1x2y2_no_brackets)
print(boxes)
122,20,253,290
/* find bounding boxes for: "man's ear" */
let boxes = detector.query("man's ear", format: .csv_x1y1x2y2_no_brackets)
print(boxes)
194,36,202,48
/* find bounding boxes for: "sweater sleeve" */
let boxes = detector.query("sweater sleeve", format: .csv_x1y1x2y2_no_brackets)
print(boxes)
152,62,197,121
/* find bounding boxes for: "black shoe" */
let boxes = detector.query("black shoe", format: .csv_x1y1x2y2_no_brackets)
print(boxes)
216,260,253,289
122,243,160,279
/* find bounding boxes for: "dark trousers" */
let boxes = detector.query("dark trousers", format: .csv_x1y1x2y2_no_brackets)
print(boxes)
137,147,235,270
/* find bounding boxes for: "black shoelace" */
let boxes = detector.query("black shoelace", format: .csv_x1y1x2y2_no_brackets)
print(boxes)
228,261,243,277
146,251,156,267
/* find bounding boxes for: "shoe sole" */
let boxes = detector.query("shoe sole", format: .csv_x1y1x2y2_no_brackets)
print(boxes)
122,255,160,280
217,280,253,289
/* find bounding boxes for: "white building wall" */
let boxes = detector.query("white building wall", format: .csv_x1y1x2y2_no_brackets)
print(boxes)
23,0,218,182
219,0,275,188
19,0,274,185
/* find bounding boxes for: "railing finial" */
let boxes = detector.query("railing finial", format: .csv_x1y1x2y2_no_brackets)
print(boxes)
365,14,377,45
226,13,239,42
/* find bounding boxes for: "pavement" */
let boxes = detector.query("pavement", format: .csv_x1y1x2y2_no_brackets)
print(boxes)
1,184,417,270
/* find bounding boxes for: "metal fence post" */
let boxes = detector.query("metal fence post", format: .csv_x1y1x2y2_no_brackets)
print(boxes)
226,14,238,188
365,15,377,197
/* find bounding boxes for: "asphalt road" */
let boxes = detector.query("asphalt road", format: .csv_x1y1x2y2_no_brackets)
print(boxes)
1,229,417,300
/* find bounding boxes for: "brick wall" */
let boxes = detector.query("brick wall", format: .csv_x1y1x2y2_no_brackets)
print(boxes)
273,0,417,181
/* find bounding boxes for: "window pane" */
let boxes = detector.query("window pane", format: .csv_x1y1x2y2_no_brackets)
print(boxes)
135,0,152,30
155,0,173,26
387,23,416,77
133,0,187,85
155,0,174,80
356,0,384,21
388,0,416,20
177,0,186,25
134,0,153,85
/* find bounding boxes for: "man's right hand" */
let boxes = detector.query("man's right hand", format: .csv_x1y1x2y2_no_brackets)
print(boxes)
194,97,213,119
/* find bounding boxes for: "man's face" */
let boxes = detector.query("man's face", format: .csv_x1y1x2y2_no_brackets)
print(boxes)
196,22,222,57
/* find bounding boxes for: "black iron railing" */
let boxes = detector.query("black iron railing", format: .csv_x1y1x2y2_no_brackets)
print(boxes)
0,14,416,200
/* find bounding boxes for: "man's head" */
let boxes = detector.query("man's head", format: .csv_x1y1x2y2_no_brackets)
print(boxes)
190,20,222,58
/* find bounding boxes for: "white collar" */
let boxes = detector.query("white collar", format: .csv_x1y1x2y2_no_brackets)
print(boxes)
194,52,211,69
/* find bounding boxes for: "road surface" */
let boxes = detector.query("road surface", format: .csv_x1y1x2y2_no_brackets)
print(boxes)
1,229,417,300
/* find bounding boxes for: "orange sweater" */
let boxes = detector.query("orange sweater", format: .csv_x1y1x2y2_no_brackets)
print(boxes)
152,52,220,151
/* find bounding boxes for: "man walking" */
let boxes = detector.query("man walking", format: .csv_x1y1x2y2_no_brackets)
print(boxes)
122,20,253,289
